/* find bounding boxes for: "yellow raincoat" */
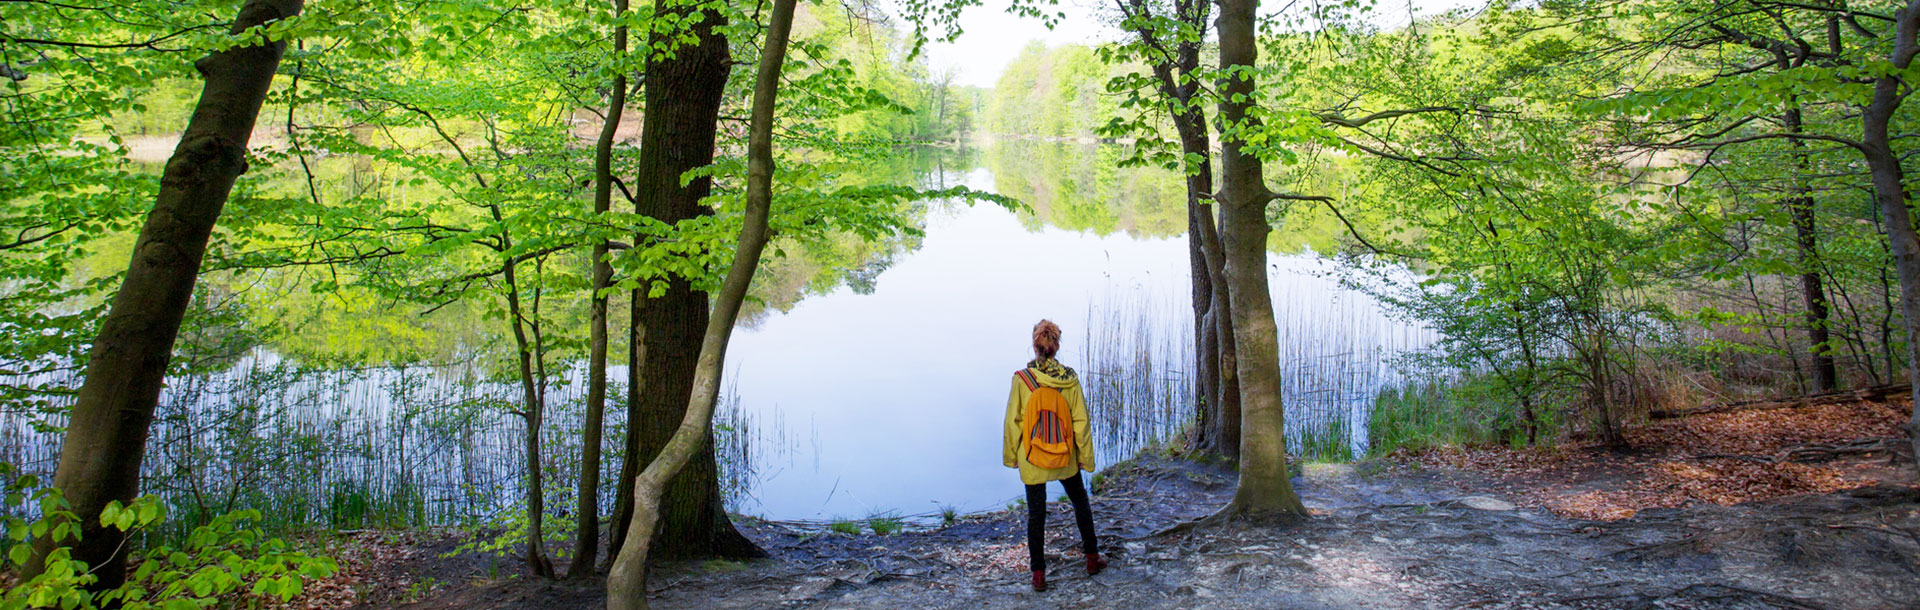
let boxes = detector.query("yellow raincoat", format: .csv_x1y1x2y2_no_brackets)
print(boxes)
1003,358,1095,485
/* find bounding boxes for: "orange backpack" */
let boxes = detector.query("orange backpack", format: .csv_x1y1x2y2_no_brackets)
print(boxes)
1016,369,1074,469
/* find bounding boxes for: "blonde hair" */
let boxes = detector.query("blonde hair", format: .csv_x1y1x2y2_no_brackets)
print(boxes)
1032,319,1061,359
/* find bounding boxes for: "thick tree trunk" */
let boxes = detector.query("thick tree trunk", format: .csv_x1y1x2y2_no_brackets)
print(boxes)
1861,0,1920,470
606,3,794,607
571,0,630,580
23,0,303,589
1215,0,1306,517
605,0,760,562
1784,104,1838,393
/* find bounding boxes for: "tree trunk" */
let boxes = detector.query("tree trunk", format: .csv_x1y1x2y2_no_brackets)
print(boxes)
1189,202,1216,449
571,0,629,580
1516,317,1541,445
1122,0,1228,457
605,0,760,562
609,297,642,562
24,0,303,589
1783,103,1838,393
606,3,795,607
1202,205,1239,461
1214,0,1306,517
1861,0,1920,471
499,212,555,579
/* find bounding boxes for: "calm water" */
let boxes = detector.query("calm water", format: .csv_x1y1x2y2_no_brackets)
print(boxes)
0,142,1433,528
723,149,1432,521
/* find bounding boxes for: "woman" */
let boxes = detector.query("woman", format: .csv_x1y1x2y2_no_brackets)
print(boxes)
1002,319,1105,592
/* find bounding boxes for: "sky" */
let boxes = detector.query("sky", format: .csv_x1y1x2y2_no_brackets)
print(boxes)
894,0,1488,88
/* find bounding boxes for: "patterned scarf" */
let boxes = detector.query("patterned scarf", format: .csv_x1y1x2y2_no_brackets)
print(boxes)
1027,357,1077,380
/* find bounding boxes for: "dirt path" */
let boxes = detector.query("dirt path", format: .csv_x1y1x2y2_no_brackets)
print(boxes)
345,402,1920,610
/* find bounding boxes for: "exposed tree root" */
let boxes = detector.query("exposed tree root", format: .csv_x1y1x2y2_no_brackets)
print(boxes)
1691,437,1905,464
1147,500,1305,538
1652,384,1911,420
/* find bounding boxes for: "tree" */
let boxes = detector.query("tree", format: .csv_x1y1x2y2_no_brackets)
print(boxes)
25,0,305,589
1558,0,1920,464
607,0,761,562
1105,0,1239,458
573,0,632,579
1859,0,1920,467
1212,0,1307,517
607,0,796,607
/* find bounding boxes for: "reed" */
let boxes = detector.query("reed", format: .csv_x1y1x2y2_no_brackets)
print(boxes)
0,352,629,544
1079,269,1437,464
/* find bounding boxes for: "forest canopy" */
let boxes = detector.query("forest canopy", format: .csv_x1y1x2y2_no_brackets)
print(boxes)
2,0,1919,607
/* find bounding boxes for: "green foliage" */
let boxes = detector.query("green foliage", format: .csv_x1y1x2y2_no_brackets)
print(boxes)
1368,379,1568,456
987,43,1123,139
1297,414,1354,463
441,508,574,562
0,464,337,609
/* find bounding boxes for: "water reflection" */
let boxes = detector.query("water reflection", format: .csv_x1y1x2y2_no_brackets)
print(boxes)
724,142,1434,520
0,141,1432,530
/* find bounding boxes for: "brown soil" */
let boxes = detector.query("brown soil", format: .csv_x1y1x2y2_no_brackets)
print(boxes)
1394,398,1915,520
325,398,1920,610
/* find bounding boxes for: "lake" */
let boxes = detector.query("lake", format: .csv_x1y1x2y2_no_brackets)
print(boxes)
0,141,1433,531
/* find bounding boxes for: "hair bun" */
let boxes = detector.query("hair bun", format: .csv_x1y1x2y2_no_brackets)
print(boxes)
1032,319,1061,359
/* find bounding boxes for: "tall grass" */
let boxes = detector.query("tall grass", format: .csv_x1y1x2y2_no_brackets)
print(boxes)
1082,286,1191,466
1080,269,1436,464
0,353,680,546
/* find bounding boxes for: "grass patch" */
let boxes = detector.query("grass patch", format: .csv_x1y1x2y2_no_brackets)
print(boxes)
828,519,862,536
866,512,904,536
1369,379,1558,457
1297,413,1355,462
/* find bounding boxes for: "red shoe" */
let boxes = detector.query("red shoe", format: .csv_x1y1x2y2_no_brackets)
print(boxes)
1032,569,1047,592
1086,552,1107,576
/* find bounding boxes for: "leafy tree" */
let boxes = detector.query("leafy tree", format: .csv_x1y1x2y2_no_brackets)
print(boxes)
1102,0,1241,458
1212,0,1307,518
1502,0,1920,461
574,0,633,581
607,0,796,607
20,0,305,589
605,0,761,564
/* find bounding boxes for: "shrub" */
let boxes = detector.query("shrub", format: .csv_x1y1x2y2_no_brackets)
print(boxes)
0,464,338,609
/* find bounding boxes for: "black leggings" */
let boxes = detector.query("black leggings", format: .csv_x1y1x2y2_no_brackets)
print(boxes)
1025,471,1098,572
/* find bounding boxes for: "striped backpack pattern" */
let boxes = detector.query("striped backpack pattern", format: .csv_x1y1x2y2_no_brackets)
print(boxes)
1016,369,1074,469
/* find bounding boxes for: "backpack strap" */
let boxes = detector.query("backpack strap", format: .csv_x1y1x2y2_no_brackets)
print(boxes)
1015,369,1040,391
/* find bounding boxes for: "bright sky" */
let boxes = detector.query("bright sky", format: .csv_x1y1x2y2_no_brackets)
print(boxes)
897,0,1488,88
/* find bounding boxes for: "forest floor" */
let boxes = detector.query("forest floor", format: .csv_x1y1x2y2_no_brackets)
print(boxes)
317,395,1920,610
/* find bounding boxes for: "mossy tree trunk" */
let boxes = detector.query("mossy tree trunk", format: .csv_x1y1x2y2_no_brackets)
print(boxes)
1860,0,1920,471
1116,0,1236,458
